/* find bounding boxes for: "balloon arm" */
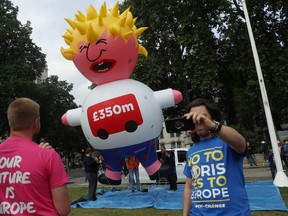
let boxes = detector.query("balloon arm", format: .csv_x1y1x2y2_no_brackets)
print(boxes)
154,89,183,109
172,90,183,104
61,108,81,126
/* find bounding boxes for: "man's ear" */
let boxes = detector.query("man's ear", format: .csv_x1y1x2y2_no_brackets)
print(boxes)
32,118,39,129
32,118,37,128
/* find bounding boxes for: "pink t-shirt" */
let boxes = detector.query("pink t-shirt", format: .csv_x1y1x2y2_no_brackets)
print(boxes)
0,136,69,215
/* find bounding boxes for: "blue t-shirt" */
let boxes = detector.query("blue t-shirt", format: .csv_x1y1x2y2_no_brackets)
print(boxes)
183,136,251,216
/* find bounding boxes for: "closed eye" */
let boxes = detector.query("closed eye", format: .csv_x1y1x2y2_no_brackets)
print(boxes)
79,45,88,52
96,39,107,45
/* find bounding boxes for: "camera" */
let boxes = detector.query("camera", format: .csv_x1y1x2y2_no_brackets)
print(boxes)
165,116,195,133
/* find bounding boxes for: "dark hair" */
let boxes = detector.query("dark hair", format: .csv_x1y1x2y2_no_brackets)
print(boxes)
186,98,222,122
85,148,93,154
186,98,222,143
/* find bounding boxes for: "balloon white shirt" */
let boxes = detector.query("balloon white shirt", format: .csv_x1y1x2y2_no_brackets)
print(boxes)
62,79,181,150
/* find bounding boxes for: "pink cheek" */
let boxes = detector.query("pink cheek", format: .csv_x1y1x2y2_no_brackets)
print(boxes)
73,54,92,74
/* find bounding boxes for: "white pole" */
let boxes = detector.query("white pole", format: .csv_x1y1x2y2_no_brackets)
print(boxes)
241,0,288,186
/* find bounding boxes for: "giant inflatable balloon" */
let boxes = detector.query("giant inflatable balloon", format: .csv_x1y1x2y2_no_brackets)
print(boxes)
61,1,183,185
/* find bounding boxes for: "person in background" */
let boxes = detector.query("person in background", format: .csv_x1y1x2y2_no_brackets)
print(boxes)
279,139,288,168
98,155,105,175
83,147,102,201
283,138,288,161
0,97,71,216
267,145,276,179
246,143,257,166
126,156,141,192
160,146,178,191
122,162,129,179
182,98,250,216
261,144,269,167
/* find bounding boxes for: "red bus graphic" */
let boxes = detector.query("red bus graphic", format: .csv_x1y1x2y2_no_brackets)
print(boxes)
87,94,143,139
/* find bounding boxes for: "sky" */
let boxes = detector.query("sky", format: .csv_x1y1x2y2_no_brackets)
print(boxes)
10,0,123,105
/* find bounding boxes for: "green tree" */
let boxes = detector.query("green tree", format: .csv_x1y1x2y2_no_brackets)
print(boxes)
0,1,86,153
221,0,288,133
119,0,288,142
0,0,46,133
34,76,85,153
120,0,233,116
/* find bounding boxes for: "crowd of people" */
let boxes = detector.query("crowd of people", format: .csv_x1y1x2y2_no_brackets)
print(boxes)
265,139,288,179
1,97,288,216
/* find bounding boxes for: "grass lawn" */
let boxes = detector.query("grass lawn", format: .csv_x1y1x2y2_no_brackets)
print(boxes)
67,186,288,216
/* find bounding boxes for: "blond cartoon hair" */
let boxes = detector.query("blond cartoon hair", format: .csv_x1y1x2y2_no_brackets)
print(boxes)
61,2,148,60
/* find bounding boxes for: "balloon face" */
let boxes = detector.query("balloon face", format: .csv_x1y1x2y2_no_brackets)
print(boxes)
72,32,138,85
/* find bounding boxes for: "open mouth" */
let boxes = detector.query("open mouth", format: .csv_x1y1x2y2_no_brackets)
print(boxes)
90,60,116,73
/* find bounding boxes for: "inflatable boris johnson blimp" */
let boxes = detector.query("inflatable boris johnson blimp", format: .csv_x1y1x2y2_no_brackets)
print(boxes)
61,2,182,185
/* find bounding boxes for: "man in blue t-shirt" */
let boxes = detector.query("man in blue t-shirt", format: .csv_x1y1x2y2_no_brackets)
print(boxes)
183,98,251,216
